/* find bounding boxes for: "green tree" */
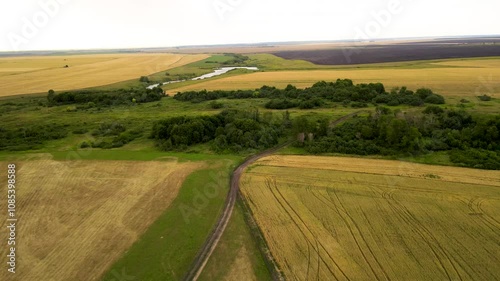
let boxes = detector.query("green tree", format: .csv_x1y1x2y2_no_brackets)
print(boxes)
47,89,55,105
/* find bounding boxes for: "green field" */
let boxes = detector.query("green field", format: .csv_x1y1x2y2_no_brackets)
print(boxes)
102,160,237,280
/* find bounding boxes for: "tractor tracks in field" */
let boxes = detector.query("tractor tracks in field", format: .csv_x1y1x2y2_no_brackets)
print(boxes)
266,178,314,280
266,178,350,281
369,185,468,281
309,188,390,281
184,111,372,281
461,197,500,245
467,197,500,232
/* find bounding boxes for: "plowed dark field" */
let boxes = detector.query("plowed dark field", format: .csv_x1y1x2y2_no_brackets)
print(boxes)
273,38,500,65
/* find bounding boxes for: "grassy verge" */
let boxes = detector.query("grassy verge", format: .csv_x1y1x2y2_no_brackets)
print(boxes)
101,158,238,281
198,199,273,281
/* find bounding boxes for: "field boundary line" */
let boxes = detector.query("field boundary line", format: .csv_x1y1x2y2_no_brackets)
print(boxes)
238,192,285,280
183,141,292,281
260,164,500,188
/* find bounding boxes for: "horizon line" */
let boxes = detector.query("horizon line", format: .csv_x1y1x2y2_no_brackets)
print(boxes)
1,34,500,54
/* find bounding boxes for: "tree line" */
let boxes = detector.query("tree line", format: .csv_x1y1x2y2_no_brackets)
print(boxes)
173,79,446,109
150,109,290,152
299,106,500,169
47,87,165,107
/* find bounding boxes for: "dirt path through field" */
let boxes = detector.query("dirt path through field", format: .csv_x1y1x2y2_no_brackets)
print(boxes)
184,112,363,280
183,143,290,281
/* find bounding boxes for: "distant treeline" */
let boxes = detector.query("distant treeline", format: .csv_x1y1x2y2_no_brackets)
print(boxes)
173,79,446,108
221,53,250,65
150,109,289,152
47,87,165,107
299,106,500,169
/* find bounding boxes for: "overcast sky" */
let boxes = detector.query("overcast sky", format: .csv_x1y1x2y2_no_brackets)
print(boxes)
1,0,499,51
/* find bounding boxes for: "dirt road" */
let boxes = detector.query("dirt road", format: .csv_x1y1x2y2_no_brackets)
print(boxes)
184,112,366,280
183,142,290,281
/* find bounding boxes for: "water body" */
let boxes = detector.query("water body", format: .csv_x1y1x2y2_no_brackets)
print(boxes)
147,66,259,89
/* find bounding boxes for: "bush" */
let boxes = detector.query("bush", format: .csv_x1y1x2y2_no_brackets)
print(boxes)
298,98,323,109
0,123,69,151
72,128,88,134
387,99,400,106
416,88,434,99
209,101,224,109
424,94,445,104
450,149,500,170
423,105,444,115
80,141,90,148
265,99,298,109
478,95,492,101
92,122,126,136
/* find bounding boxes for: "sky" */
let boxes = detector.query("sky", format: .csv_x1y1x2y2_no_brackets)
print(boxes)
1,0,499,52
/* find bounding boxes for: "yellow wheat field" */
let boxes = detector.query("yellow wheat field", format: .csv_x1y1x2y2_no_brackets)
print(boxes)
0,159,203,281
241,155,500,280
170,58,500,98
0,53,208,96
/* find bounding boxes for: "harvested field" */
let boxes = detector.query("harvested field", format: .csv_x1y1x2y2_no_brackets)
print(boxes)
240,155,500,280
0,53,208,96
0,159,203,281
168,58,500,98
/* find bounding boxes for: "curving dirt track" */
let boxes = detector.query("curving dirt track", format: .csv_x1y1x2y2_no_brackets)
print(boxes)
184,112,367,281
183,142,291,281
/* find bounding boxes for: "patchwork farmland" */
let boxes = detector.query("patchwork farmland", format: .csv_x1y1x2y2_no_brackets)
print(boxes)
0,36,499,280
0,159,203,281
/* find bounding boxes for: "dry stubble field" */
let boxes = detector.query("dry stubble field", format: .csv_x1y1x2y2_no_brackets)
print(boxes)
241,155,500,280
0,158,203,281
0,53,208,96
